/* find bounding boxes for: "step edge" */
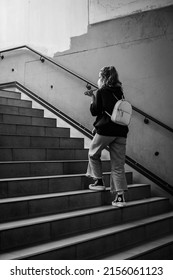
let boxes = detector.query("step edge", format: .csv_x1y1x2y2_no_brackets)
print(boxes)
0,159,105,164
101,234,173,260
1,211,173,260
0,123,69,131
0,97,31,103
0,104,44,112
0,172,112,182
0,197,169,230
0,113,57,121
0,183,150,203
0,135,85,142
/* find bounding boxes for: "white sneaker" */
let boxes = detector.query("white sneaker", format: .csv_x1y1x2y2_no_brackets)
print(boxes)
89,179,106,191
112,200,126,207
112,193,126,207
89,185,106,191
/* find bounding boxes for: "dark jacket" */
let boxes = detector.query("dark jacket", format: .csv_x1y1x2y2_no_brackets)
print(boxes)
90,85,129,137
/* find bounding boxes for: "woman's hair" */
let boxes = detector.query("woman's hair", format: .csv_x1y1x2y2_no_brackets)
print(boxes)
100,66,122,87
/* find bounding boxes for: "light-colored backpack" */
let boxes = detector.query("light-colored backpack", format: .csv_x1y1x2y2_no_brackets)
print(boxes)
105,94,132,126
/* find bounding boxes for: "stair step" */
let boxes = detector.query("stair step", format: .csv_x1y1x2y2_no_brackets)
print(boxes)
0,160,110,179
0,147,88,161
101,234,173,260
0,90,21,99
0,123,70,137
0,113,56,127
0,184,149,223
0,135,84,148
0,197,169,252
0,212,172,260
0,104,44,117
0,188,105,222
0,97,32,108
0,172,133,198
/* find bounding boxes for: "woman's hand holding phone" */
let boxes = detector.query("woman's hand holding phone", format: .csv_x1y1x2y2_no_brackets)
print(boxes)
84,90,94,97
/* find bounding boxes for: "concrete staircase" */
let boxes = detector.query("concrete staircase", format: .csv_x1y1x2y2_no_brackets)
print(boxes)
0,89,173,260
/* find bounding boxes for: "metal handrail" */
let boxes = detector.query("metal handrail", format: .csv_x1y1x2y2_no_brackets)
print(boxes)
0,45,173,133
0,45,97,88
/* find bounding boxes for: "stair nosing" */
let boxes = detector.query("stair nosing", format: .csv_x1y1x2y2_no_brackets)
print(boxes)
0,105,43,113
0,122,69,130
0,171,113,182
0,159,90,164
101,234,173,260
0,89,21,94
0,197,169,231
0,134,84,143
0,183,150,203
0,113,56,121
0,103,43,111
0,147,88,150
1,211,173,260
128,236,173,260
0,97,29,102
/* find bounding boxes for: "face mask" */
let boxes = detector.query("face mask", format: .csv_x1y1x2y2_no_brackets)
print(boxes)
97,78,103,89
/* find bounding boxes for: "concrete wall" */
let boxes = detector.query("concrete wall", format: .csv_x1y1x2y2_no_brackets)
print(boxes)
53,6,173,185
1,0,172,55
0,6,173,187
89,0,173,24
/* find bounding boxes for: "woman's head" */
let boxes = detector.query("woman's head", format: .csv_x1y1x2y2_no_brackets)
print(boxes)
97,66,121,88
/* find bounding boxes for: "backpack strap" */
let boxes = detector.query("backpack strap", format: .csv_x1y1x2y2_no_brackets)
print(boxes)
104,93,124,117
113,94,118,101
113,93,125,101
105,110,111,117
104,94,118,117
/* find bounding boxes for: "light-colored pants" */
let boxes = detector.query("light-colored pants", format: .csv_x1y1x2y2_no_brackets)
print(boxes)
86,133,128,193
